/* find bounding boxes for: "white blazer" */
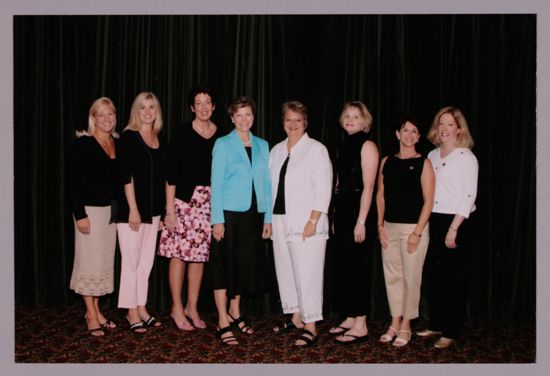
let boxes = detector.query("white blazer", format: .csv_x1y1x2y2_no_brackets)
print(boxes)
269,133,333,239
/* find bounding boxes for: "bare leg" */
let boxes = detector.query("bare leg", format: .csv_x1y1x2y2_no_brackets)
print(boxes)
329,316,356,333
295,321,317,346
228,295,241,320
214,289,238,345
169,258,189,322
83,295,104,336
228,295,254,334
336,315,368,342
380,316,404,342
127,307,146,333
393,317,412,345
93,297,116,329
184,262,204,321
290,312,303,327
137,304,161,327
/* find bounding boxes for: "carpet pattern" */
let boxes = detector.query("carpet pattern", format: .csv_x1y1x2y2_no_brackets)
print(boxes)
14,304,535,363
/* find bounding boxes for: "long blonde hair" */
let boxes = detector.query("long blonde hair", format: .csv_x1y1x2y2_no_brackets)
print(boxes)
427,106,475,149
76,97,119,138
125,91,163,134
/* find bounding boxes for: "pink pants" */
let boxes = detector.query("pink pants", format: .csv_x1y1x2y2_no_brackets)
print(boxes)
117,216,160,309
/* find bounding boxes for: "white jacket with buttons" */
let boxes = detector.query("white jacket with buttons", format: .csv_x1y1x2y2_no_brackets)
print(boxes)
269,133,333,239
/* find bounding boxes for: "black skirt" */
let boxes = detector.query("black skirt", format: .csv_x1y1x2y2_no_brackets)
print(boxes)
206,208,269,298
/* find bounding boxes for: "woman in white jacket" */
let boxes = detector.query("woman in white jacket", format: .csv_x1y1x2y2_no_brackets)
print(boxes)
269,101,333,347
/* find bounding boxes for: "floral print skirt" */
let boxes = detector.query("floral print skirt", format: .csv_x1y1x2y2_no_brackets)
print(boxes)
158,186,212,262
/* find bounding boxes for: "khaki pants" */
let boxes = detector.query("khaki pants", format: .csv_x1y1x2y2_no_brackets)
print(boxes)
381,221,429,319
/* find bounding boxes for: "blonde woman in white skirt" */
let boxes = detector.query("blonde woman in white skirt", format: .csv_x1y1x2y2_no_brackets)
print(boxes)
70,97,119,336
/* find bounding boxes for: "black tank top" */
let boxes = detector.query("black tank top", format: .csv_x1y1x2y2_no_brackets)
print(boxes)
336,132,370,192
382,155,425,223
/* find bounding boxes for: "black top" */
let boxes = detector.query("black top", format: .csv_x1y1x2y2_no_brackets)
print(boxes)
245,145,257,211
273,154,290,215
336,131,370,193
70,135,119,220
382,155,425,223
116,129,166,223
166,123,220,202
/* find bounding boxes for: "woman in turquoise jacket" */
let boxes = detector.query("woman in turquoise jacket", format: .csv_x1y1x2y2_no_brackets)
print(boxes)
208,96,272,346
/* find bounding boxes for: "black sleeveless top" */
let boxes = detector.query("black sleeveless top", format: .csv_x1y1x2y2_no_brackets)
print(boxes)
382,155,425,223
336,131,370,193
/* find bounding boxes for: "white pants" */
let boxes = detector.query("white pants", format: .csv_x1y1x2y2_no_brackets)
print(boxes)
381,221,429,320
272,215,327,323
117,216,160,309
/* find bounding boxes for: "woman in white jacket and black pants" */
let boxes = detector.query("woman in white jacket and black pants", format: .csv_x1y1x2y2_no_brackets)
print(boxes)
269,101,333,347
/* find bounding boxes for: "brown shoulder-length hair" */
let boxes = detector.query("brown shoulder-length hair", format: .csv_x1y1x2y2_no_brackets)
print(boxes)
76,97,119,138
427,106,474,149
125,91,163,134
227,96,256,116
282,101,308,124
339,101,372,133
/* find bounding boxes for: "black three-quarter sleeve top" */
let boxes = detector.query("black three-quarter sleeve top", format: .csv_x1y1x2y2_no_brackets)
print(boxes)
70,135,119,221
165,123,220,203
116,129,166,223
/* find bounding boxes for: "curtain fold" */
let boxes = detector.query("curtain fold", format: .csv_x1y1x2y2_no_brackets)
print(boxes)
14,14,536,325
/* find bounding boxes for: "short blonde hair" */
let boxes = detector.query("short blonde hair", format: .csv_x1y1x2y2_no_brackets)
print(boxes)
125,91,163,134
339,101,372,133
427,106,475,149
76,97,119,138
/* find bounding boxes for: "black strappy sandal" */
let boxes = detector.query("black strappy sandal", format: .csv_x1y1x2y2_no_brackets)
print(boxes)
217,326,239,346
128,320,147,333
295,329,318,348
228,313,254,334
273,320,298,334
142,316,161,328
100,319,117,330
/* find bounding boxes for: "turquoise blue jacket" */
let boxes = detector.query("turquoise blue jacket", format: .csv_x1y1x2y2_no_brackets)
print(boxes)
210,129,272,224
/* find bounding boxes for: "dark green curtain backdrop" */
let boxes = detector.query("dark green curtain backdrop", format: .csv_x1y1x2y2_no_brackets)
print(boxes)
14,15,535,326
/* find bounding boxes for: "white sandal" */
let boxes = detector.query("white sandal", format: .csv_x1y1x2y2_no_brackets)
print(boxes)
392,329,412,347
379,326,399,343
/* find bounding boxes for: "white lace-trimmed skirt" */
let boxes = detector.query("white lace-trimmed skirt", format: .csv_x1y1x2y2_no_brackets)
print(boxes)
70,205,116,296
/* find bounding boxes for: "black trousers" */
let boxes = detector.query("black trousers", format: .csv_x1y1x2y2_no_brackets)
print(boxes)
332,191,377,317
424,212,476,339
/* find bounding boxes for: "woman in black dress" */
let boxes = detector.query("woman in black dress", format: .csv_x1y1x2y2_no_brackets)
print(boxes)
330,101,379,344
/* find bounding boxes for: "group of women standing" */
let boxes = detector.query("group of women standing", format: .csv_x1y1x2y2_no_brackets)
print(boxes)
69,90,478,351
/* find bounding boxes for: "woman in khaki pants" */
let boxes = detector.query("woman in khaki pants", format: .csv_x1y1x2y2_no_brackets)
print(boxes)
376,117,435,347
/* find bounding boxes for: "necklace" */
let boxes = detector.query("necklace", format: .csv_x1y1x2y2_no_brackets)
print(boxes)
193,120,213,135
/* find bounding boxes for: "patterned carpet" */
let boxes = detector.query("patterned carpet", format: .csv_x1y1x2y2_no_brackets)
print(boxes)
14,304,535,363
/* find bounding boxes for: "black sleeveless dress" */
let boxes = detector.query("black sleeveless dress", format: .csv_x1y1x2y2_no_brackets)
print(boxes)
332,131,377,317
